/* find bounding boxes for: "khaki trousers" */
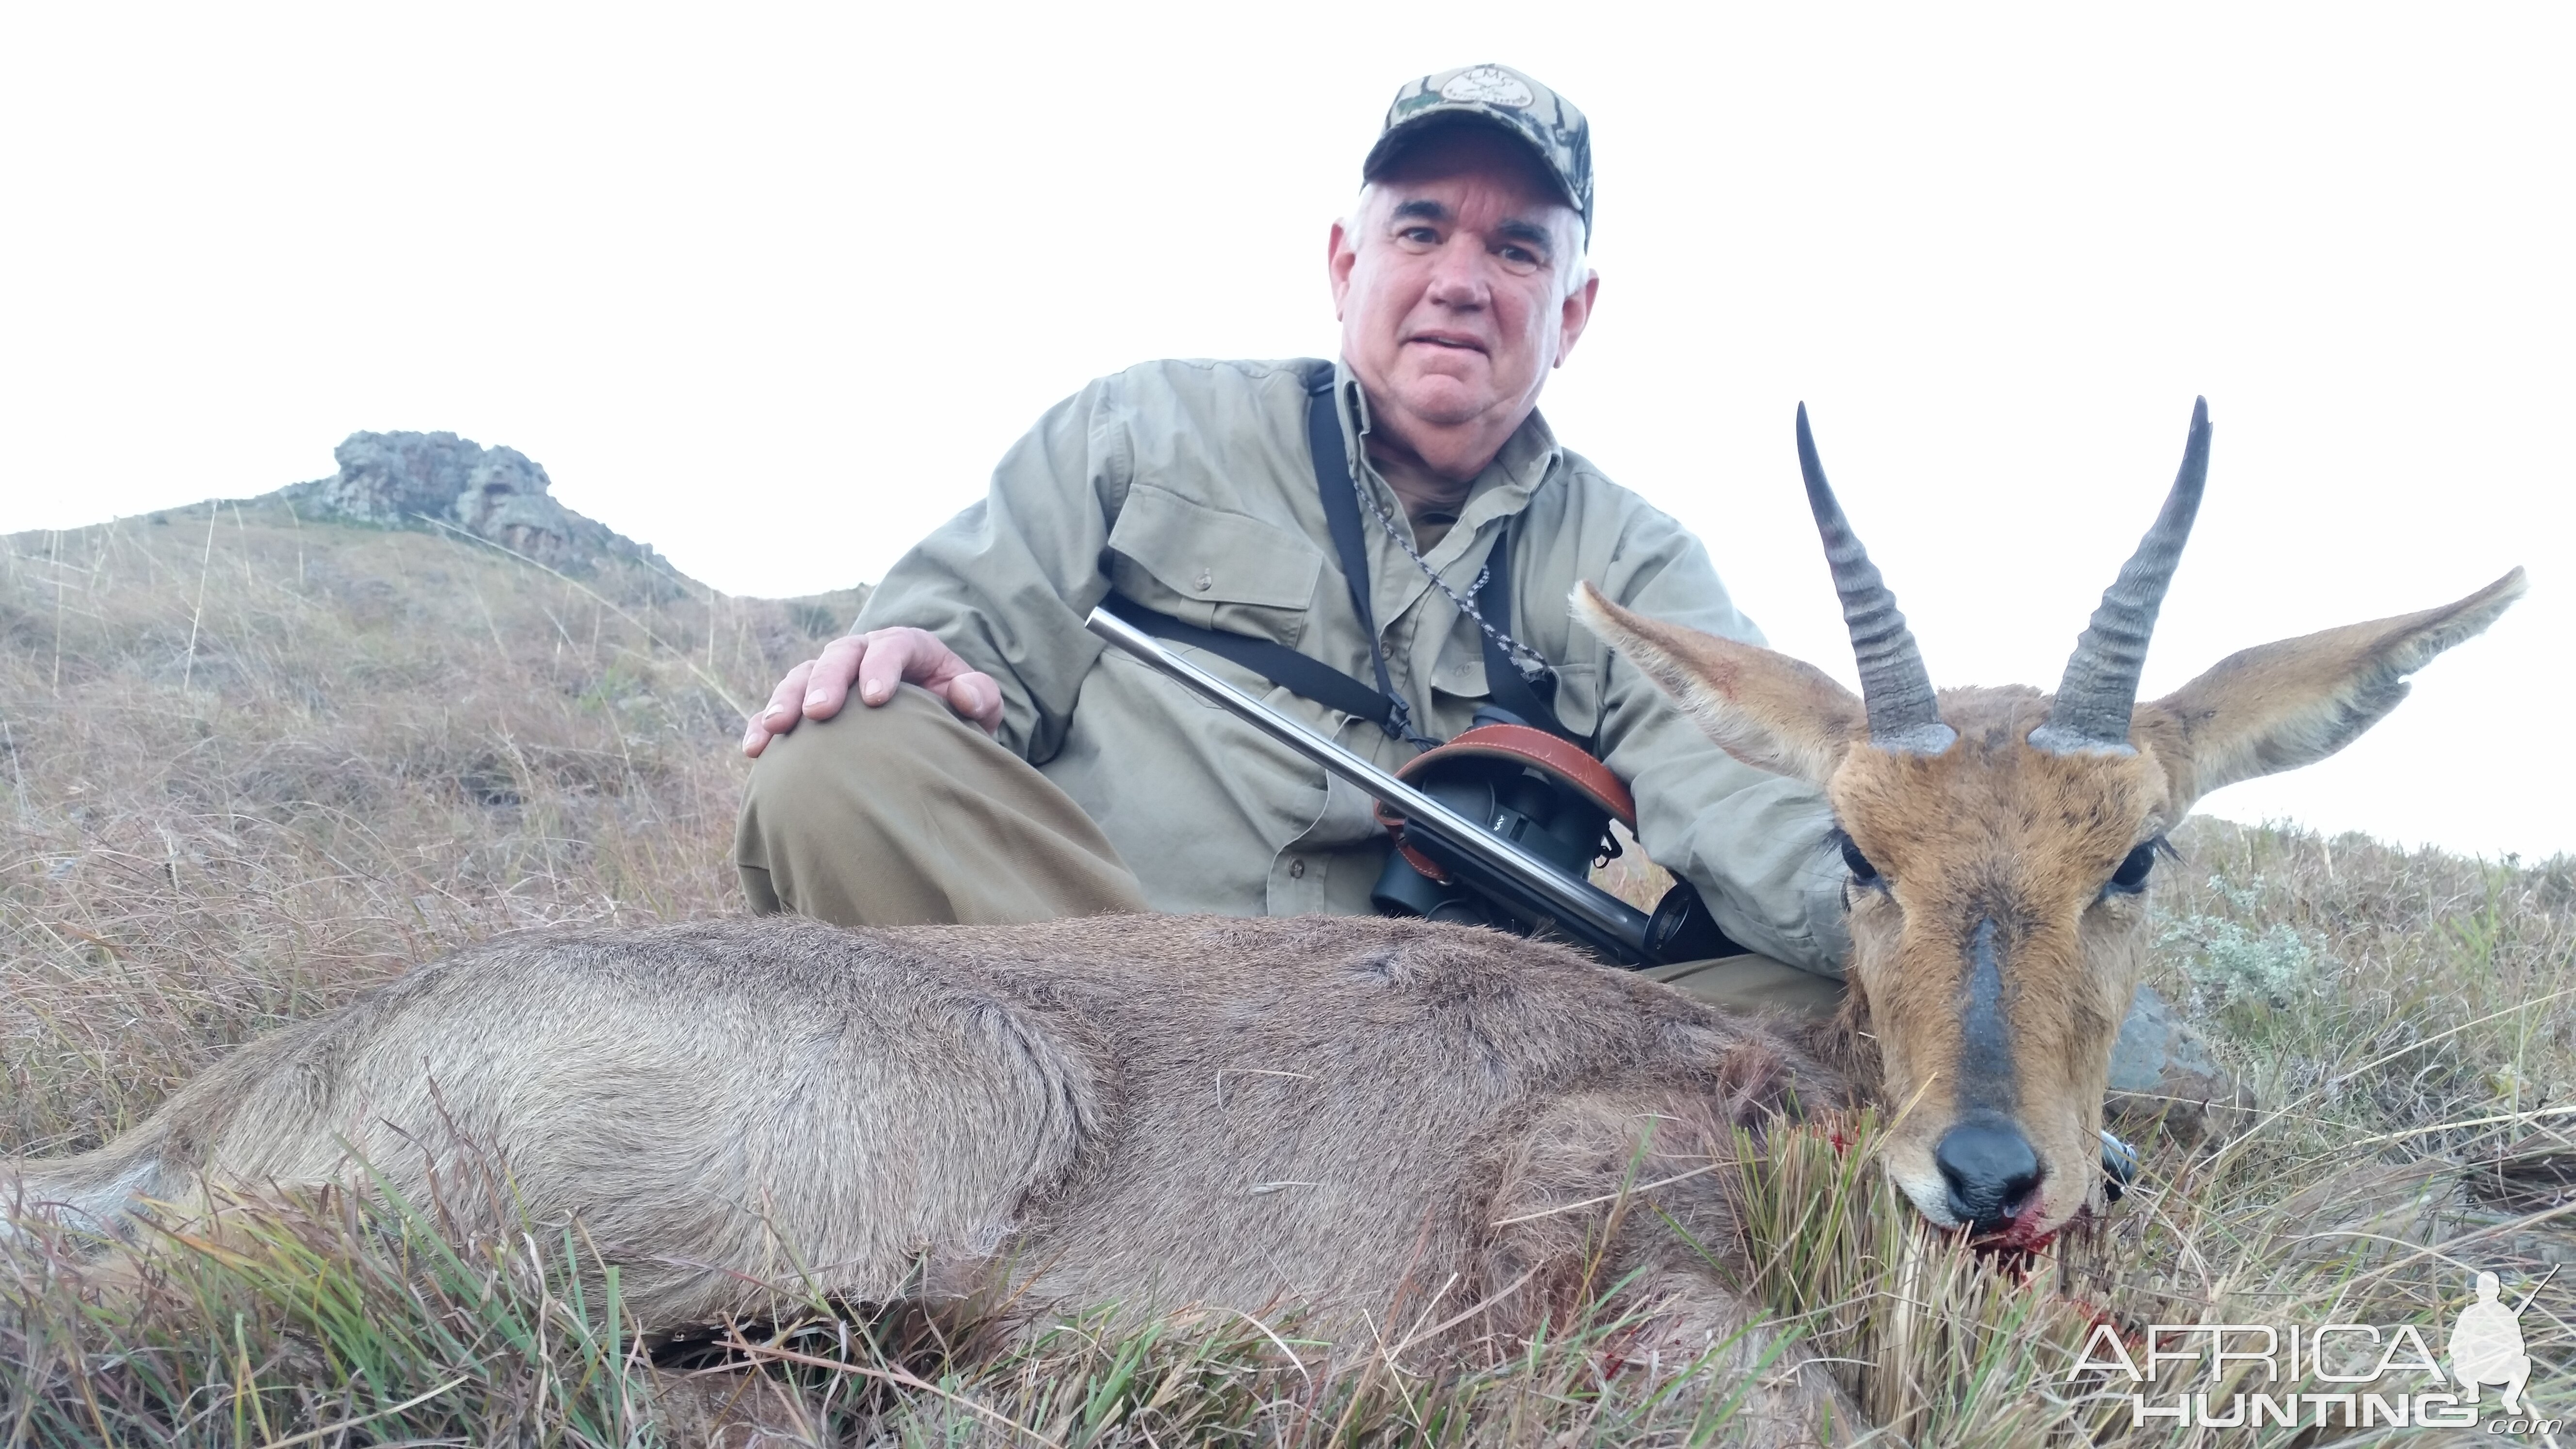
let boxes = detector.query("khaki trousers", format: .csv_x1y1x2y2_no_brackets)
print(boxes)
734,685,1845,1020
736,686,1149,926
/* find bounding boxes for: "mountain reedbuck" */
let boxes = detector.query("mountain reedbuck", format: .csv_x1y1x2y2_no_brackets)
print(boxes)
2,401,2521,1423
1581,400,2517,1240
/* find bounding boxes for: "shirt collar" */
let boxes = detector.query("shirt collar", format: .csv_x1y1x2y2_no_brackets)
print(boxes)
1331,357,1564,544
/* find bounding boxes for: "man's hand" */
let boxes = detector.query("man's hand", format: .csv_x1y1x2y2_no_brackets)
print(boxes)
741,627,1004,757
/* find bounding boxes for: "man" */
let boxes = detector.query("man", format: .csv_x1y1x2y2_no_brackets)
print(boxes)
734,63,1850,1012
2447,1271,2536,1415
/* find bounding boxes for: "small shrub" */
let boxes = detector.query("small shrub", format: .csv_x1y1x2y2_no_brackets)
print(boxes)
2159,884,2323,1011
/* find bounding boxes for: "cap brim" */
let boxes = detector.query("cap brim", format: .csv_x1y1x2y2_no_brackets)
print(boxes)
1361,109,1581,213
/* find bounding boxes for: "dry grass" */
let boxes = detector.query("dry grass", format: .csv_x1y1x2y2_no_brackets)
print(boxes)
0,499,859,1159
4,499,2575,1445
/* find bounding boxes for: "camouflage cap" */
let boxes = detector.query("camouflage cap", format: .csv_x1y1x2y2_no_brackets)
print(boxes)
1363,64,1593,241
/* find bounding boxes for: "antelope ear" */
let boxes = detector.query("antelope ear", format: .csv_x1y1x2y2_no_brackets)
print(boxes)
1573,582,1864,786
2137,567,2525,808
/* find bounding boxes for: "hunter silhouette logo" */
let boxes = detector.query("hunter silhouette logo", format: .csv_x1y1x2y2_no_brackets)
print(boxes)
2448,1267,2551,1415
2067,1263,2558,1431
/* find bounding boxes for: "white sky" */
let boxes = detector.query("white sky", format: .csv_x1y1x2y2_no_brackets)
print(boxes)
2,4,2568,861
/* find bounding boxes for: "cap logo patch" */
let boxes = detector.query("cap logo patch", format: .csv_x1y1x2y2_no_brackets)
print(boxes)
1439,66,1534,108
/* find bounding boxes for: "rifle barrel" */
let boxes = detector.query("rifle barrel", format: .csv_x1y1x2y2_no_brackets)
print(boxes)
1084,607,1653,952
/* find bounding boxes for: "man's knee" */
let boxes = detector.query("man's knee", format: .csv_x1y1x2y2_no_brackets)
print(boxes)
736,685,985,892
742,686,966,836
733,684,1147,928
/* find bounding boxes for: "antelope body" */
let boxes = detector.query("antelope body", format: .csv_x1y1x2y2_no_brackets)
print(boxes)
2,401,2523,1426
7,917,1829,1373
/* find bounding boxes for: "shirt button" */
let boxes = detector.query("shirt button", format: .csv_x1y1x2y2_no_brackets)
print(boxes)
1287,858,1306,879
1194,569,1213,592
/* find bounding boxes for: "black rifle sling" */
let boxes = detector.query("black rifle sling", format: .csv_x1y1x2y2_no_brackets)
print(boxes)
1092,594,1400,730
1302,361,1421,743
1468,521,1586,748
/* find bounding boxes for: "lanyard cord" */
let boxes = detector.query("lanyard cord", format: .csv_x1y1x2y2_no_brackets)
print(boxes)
1346,465,1557,685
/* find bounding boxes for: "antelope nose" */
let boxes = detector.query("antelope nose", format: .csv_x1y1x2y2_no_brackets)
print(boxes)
1935,1121,2042,1230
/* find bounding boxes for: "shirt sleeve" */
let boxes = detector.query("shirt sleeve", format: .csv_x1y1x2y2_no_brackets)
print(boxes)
853,375,1129,764
1589,510,1853,977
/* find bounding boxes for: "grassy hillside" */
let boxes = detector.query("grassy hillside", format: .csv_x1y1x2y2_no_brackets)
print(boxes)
2,499,2573,1445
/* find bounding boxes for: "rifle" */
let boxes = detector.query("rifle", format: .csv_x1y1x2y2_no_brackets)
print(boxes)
1085,606,1731,967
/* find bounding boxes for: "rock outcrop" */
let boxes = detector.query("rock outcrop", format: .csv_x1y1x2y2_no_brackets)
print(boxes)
278,432,654,573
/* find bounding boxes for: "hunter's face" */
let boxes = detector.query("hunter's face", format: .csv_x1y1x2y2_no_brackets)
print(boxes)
1331,128,1594,457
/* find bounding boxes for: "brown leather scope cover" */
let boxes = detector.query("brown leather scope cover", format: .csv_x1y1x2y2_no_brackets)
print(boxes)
1373,723,1636,884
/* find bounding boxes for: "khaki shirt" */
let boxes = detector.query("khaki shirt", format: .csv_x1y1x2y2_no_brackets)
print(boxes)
856,358,1852,974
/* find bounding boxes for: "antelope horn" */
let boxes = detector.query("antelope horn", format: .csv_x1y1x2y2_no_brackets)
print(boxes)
1798,404,1956,756
2028,397,2212,756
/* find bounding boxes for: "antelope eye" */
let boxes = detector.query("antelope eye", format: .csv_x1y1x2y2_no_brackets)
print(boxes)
2106,839,2161,896
1838,834,1885,888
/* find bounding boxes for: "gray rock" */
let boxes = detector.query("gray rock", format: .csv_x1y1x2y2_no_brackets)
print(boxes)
277,431,654,573
2106,982,2254,1142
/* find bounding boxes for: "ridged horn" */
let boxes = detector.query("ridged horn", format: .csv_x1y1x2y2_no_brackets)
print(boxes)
2028,398,2212,756
1798,404,1956,756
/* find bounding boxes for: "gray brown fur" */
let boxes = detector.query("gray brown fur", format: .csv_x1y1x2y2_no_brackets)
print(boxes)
5,914,1835,1358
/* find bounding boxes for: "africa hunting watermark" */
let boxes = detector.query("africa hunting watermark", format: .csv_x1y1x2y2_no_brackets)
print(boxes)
2069,1268,2559,1433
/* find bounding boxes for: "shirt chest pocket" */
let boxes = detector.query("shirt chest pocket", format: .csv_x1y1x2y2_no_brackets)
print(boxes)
1427,612,1603,740
1106,484,1326,647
